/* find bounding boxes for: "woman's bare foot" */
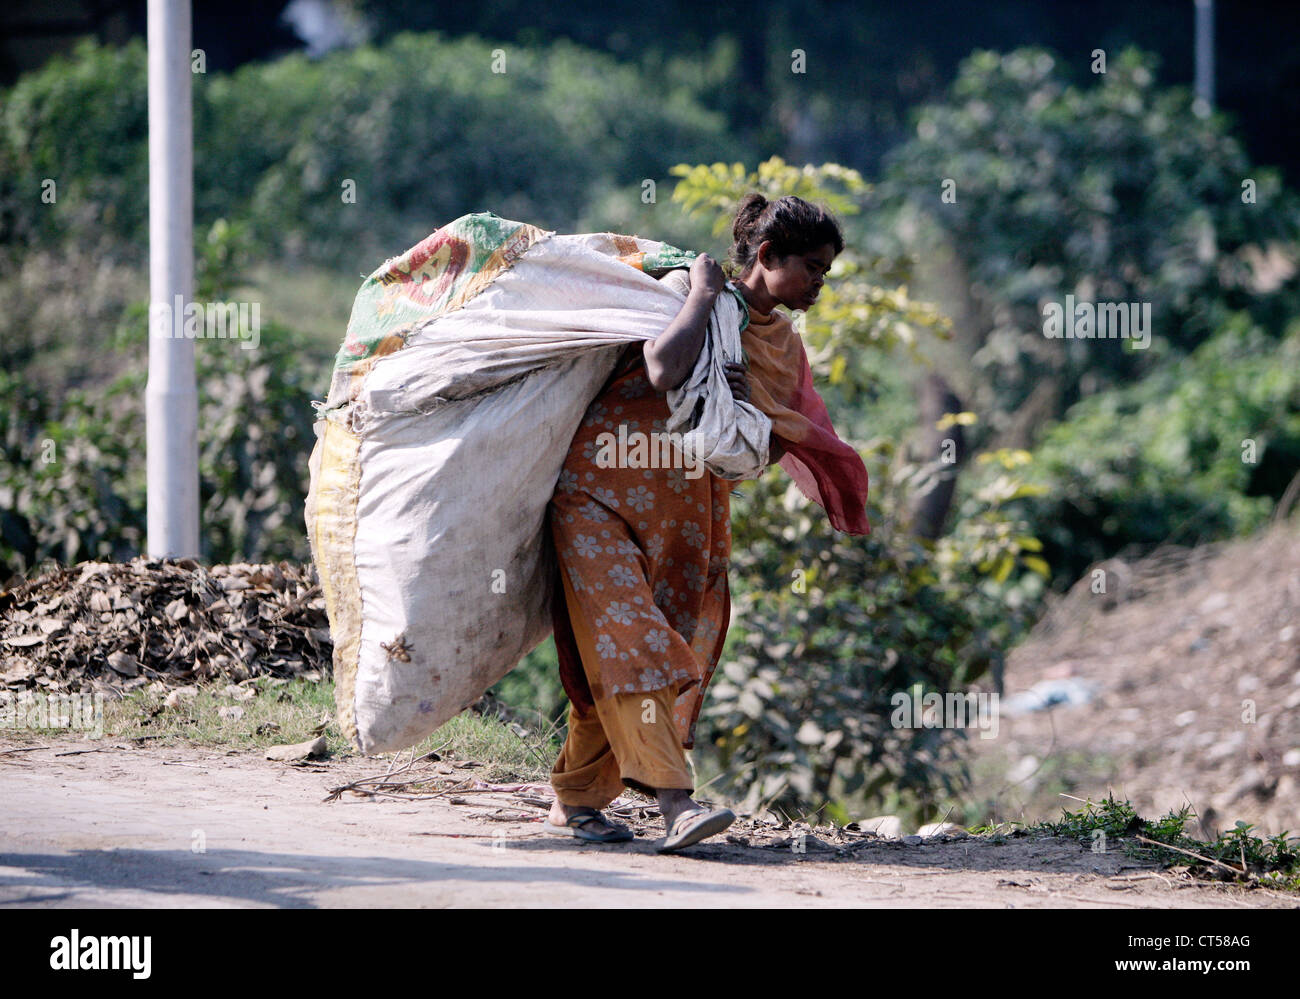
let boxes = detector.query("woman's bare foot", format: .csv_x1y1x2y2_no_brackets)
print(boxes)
656,787,701,831
548,800,582,826
547,800,629,838
655,787,736,852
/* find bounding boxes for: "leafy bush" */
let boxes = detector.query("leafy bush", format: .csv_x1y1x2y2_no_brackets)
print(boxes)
0,366,144,580
872,46,1300,445
704,438,1045,824
0,221,329,581
1021,311,1300,584
0,38,150,254
0,33,747,270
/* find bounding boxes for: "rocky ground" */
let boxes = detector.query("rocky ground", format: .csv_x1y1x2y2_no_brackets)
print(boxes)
959,518,1300,842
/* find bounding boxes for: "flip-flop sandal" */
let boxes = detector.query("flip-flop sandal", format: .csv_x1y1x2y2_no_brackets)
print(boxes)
658,806,736,854
544,806,634,843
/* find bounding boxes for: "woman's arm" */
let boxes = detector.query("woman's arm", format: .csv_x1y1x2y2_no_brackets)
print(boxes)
643,255,724,392
769,432,785,463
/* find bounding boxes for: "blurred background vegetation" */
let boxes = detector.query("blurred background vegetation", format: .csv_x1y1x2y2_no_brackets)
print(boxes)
1,2,1298,827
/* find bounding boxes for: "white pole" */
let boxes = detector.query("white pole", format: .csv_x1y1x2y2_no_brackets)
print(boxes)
1194,0,1215,112
146,0,198,558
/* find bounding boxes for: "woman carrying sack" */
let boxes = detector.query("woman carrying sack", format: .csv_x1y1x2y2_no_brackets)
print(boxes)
544,194,871,852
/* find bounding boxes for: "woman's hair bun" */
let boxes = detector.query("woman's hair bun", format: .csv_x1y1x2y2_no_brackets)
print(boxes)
731,192,769,245
727,192,844,279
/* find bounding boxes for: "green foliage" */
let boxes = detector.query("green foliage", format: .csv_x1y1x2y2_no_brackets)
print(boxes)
702,454,1042,823
0,33,745,270
874,45,1300,443
667,159,1044,825
0,38,150,254
488,637,569,730
934,446,1051,598
671,159,871,242
1022,312,1300,584
0,366,144,577
0,220,328,580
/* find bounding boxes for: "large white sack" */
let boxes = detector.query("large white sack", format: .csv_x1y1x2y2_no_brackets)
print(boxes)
305,211,770,754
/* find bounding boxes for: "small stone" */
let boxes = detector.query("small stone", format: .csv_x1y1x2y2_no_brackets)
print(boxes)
165,686,199,708
858,815,902,838
222,683,256,701
1206,732,1244,761
918,821,967,838
902,835,924,846
1197,592,1229,614
265,736,327,762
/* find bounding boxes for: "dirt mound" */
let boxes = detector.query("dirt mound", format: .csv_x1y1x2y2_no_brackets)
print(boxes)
1,558,331,693
962,517,1300,840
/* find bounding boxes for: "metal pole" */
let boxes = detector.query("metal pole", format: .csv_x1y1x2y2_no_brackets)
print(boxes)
1194,0,1215,110
146,0,198,558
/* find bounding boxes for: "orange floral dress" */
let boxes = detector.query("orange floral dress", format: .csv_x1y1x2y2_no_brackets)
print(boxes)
548,340,736,749
548,281,871,752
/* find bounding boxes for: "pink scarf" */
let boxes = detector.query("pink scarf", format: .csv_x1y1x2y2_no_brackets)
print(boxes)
741,306,871,535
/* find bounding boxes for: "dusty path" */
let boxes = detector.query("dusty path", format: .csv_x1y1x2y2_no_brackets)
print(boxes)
1,739,1292,908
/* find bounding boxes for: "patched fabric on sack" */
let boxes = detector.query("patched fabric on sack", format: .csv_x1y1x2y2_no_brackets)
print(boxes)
305,212,771,754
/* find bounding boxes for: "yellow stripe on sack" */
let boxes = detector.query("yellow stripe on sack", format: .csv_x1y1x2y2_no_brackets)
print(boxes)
310,418,364,748
443,222,550,315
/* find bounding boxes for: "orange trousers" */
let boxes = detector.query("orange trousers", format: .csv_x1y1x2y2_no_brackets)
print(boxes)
550,569,694,808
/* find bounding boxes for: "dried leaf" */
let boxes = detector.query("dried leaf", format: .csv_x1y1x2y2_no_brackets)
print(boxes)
3,633,46,648
106,651,140,676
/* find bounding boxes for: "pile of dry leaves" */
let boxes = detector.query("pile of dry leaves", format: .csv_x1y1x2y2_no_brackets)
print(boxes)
0,557,332,693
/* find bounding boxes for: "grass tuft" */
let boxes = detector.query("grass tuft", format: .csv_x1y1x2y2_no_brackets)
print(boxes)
1027,792,1300,892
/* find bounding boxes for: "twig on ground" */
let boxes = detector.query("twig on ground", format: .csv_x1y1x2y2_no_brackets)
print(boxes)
1133,834,1247,877
322,742,451,802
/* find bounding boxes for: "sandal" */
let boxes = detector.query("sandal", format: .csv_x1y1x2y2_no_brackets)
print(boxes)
658,806,736,854
544,806,634,843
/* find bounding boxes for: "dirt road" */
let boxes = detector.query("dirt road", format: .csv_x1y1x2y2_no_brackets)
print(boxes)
1,739,1293,908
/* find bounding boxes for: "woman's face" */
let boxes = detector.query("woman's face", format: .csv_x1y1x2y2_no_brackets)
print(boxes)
757,240,836,312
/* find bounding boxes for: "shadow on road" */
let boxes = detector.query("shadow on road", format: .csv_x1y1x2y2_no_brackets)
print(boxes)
0,847,754,907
